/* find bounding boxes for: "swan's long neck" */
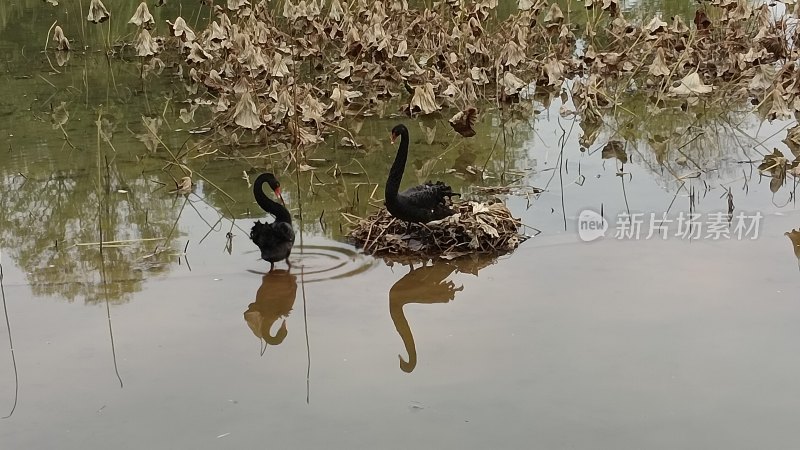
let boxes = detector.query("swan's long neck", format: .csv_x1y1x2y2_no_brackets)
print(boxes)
386,129,409,204
254,175,292,223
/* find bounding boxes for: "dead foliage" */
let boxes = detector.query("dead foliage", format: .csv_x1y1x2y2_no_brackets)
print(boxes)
449,107,478,137
786,228,800,262
757,148,800,192
127,0,581,146
347,200,526,261
43,0,800,174
143,0,800,149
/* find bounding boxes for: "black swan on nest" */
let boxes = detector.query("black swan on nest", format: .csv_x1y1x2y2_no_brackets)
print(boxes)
250,173,295,270
386,124,459,224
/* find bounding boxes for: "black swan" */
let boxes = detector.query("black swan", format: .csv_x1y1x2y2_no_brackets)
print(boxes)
250,173,295,270
386,124,459,223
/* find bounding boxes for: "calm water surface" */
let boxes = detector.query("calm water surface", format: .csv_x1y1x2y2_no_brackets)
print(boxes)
1,1,800,449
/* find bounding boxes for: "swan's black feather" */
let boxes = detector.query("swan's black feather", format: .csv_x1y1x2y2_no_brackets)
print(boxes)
400,181,459,209
394,181,459,223
250,220,295,263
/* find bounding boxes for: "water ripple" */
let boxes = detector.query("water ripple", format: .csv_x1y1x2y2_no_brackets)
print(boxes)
289,242,377,283
247,239,377,283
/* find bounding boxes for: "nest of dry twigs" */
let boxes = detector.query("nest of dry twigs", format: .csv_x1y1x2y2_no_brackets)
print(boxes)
347,200,527,260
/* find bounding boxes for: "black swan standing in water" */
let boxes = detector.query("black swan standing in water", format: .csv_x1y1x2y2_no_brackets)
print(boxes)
386,124,459,224
250,173,295,271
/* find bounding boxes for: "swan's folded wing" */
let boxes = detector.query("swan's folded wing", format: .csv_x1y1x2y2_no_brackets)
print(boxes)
250,221,295,247
274,221,296,243
399,182,456,209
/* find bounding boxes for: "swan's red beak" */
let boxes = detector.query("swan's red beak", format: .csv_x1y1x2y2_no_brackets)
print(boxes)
274,187,286,207
391,132,398,144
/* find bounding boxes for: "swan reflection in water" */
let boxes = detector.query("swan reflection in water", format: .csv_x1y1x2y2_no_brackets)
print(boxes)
389,258,495,373
244,270,297,353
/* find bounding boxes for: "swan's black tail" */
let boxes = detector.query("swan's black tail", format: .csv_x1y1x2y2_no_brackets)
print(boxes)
426,181,460,200
425,181,460,220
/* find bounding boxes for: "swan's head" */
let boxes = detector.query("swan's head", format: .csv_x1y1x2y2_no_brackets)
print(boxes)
390,124,408,144
261,172,281,193
261,172,285,206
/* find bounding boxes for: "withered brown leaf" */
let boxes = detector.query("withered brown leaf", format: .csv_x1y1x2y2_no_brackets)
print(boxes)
449,107,478,138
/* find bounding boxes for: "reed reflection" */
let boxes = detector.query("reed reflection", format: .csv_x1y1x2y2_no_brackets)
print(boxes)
389,258,495,373
786,229,800,271
244,270,297,353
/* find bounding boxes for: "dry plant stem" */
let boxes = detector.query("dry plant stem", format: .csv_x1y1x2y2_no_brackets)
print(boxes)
199,216,226,245
0,263,18,419
339,212,361,224
659,30,698,98
195,171,237,202
186,198,221,230
144,123,186,170
323,121,359,146
619,161,632,216
99,23,120,99
718,118,769,158
501,109,509,183
366,218,396,251
191,149,219,159
102,136,118,154
362,218,379,249
674,133,706,171
152,195,189,256
300,259,311,404
74,237,166,247
200,199,251,245
82,60,89,106
481,128,503,174
37,75,56,89
78,0,86,45
59,124,77,150
43,21,61,74
105,15,113,53
160,97,172,129
140,62,149,113
98,229,123,389
95,111,105,254
94,107,123,388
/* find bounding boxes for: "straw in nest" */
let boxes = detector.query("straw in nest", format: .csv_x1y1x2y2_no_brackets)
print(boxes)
348,200,527,259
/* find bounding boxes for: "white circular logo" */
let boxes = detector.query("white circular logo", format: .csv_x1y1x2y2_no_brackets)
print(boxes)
578,210,608,242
